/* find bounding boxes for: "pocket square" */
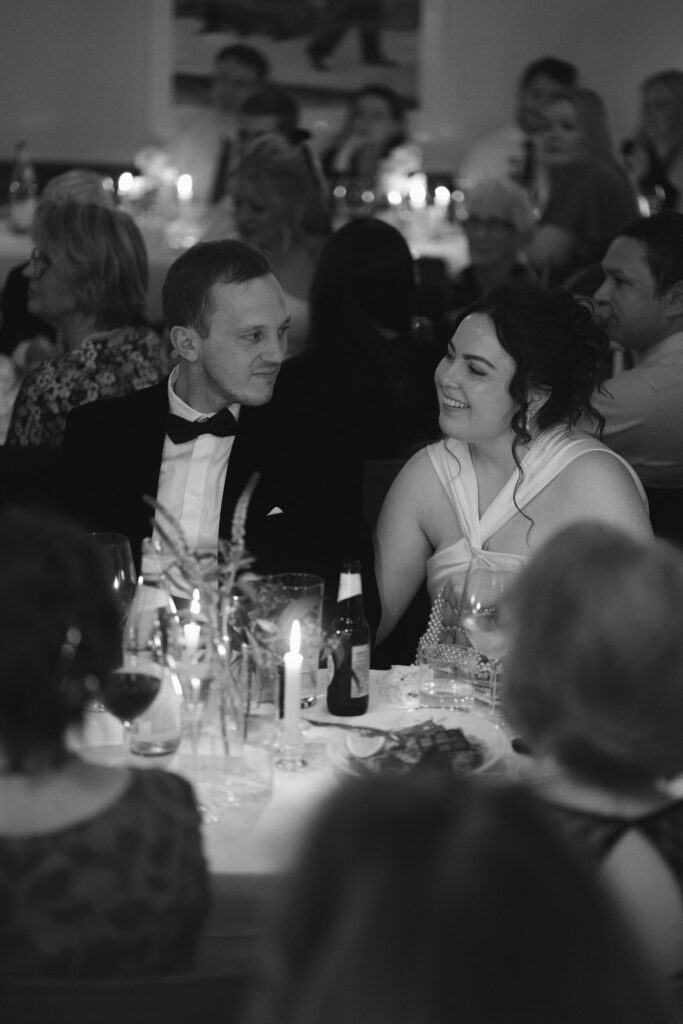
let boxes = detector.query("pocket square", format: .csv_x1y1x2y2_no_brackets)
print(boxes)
267,506,284,516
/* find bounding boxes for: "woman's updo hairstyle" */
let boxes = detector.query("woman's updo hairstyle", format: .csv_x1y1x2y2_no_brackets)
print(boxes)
465,283,610,449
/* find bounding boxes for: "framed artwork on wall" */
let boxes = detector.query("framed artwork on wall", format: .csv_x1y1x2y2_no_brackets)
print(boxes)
172,1,421,135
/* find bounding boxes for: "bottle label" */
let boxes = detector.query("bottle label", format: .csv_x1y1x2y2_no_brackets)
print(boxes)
337,572,362,602
351,644,370,696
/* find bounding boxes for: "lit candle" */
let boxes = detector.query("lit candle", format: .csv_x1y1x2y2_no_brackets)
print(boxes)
183,588,201,657
283,619,303,735
177,173,193,217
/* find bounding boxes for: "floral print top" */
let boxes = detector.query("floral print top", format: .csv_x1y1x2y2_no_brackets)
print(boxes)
5,324,169,448
0,769,210,977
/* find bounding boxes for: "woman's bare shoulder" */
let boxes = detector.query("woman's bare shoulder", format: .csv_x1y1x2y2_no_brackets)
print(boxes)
542,447,651,535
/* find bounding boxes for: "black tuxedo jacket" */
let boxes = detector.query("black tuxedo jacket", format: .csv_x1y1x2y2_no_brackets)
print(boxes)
60,375,379,627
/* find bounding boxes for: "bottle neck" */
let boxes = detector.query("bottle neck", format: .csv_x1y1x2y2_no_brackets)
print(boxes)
337,571,364,617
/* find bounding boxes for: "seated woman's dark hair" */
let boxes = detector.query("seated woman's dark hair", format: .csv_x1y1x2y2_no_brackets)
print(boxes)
463,283,611,450
0,508,120,773
308,217,415,349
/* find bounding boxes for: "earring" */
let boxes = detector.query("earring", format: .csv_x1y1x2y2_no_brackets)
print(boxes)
525,406,535,432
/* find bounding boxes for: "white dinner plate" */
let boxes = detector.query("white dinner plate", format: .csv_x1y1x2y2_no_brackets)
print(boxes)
326,706,509,778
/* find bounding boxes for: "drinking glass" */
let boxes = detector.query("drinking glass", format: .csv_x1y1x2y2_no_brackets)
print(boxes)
416,643,479,711
260,573,325,708
459,563,517,711
174,589,221,792
88,532,137,623
88,532,137,711
98,654,162,760
124,578,183,761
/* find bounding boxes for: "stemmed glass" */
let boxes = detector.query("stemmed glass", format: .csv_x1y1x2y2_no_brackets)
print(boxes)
98,654,162,760
459,562,517,714
88,532,137,711
88,532,137,624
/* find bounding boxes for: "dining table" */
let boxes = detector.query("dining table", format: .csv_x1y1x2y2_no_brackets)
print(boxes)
77,667,523,971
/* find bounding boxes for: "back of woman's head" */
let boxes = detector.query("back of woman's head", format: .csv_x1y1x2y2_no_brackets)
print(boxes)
0,509,120,772
466,177,537,246
308,217,415,347
467,283,610,439
503,521,683,787
41,168,116,207
32,198,148,327
232,133,331,239
260,774,671,1024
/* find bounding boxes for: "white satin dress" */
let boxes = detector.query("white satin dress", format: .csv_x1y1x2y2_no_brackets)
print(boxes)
418,424,647,653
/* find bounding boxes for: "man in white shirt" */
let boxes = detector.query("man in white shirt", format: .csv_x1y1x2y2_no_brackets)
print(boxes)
164,44,270,205
590,211,683,489
60,239,376,612
459,56,578,194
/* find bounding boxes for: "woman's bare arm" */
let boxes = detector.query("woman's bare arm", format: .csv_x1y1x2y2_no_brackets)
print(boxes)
373,452,435,645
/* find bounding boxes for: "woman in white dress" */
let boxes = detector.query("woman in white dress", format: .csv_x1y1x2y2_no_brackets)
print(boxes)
374,283,652,649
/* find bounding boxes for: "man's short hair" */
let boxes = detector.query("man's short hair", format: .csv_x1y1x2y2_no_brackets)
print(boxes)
519,57,578,90
162,239,272,337
214,43,270,81
617,211,683,297
239,86,300,138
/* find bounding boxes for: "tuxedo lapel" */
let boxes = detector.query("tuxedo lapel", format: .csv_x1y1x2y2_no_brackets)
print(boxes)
219,402,274,538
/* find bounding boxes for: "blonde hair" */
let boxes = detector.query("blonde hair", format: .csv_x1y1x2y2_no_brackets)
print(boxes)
503,521,683,787
231,133,331,241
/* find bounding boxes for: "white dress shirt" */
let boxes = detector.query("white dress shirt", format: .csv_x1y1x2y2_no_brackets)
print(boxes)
145,366,239,582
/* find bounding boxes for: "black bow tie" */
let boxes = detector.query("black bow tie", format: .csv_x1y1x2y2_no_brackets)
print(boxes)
166,408,238,445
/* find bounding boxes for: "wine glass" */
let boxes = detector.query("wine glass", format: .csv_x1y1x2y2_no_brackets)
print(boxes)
88,532,136,711
99,655,162,760
88,532,137,624
459,562,517,713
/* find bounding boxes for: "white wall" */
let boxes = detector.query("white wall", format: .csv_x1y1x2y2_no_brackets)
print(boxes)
0,0,171,162
419,0,683,172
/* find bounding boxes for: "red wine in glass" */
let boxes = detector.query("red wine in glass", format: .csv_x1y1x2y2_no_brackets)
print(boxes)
100,669,161,758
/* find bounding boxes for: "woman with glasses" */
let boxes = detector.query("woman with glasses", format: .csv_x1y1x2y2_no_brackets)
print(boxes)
5,198,168,447
449,177,537,323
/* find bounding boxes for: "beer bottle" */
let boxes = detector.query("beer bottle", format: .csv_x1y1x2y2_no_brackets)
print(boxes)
327,559,370,716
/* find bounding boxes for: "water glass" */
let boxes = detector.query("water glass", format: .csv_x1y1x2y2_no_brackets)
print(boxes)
262,573,325,708
417,644,478,711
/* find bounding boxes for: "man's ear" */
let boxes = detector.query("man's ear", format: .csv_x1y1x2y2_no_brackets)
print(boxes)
169,325,200,362
663,280,683,319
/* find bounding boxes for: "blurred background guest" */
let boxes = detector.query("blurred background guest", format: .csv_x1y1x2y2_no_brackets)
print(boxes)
503,521,683,982
255,773,675,1024
449,177,537,323
205,133,331,354
622,69,683,214
290,216,438,462
163,42,270,207
6,199,167,447
459,56,579,192
528,87,639,286
0,169,115,360
321,83,407,186
236,85,308,153
0,507,209,977
374,285,650,653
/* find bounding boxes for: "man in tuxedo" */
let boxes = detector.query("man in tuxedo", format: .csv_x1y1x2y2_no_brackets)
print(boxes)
60,239,375,619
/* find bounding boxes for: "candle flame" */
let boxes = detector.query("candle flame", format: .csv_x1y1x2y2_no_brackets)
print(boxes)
177,173,193,200
117,171,133,195
290,619,301,655
190,587,201,615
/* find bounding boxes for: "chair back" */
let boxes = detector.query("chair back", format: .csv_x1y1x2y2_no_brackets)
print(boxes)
645,486,683,545
0,969,254,1024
